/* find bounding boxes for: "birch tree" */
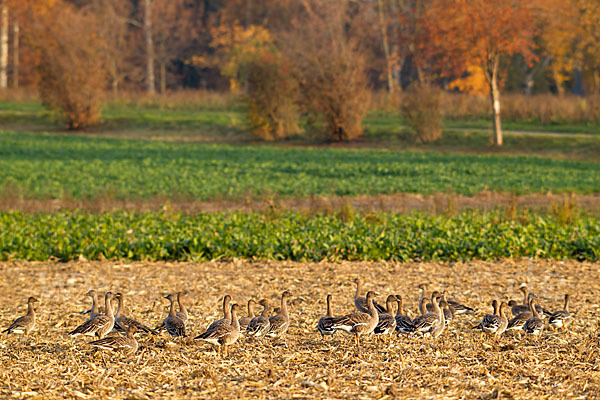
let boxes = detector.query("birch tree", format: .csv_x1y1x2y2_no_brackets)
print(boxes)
0,1,8,88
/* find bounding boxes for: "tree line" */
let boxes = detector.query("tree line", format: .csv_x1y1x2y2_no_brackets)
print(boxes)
2,0,600,144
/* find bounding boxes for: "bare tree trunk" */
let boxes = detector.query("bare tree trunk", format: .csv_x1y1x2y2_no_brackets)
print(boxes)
0,3,8,88
143,0,155,94
11,18,17,88
377,0,394,94
486,54,502,146
159,61,166,94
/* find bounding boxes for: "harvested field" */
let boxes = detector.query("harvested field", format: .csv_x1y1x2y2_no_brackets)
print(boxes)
1,260,599,399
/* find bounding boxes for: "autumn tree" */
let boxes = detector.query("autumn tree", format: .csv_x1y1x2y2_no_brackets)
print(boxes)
426,0,539,146
282,0,371,141
28,1,107,129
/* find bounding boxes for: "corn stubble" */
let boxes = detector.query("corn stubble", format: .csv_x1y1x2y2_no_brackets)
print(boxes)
0,259,598,399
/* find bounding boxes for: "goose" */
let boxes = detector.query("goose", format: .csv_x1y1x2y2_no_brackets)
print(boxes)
523,295,544,336
176,291,188,324
548,294,571,330
373,295,397,338
206,295,232,331
476,300,508,338
394,295,415,336
70,292,115,339
238,299,256,331
247,299,270,337
3,297,38,335
331,291,379,347
113,293,157,335
510,292,551,318
195,304,241,356
162,294,186,337
412,291,442,336
431,299,447,338
89,325,138,353
266,291,292,338
317,294,336,339
353,278,386,314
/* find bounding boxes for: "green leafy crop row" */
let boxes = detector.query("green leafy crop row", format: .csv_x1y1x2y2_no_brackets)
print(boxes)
0,131,598,200
0,210,598,262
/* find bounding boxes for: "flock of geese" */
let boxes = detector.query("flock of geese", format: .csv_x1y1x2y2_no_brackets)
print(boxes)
2,279,573,356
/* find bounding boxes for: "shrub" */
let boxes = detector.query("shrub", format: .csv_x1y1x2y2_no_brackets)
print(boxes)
402,84,443,143
30,5,107,129
220,26,300,141
283,1,371,141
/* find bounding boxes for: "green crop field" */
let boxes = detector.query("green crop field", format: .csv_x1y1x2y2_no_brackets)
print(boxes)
0,210,598,262
0,131,598,201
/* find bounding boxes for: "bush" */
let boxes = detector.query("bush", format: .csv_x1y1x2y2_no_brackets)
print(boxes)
242,51,301,140
402,84,443,143
283,1,371,141
30,5,107,129
219,26,300,141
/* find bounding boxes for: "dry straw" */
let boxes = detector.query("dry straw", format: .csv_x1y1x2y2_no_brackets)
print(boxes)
0,259,599,398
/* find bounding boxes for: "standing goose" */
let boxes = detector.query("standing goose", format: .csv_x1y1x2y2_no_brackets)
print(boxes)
430,299,448,338
373,295,397,338
548,294,571,330
317,294,336,339
266,291,292,338
246,299,270,337
162,294,186,337
3,297,38,335
238,299,256,331
394,295,415,336
89,325,138,354
113,293,157,335
176,291,189,324
412,292,442,336
331,291,379,347
440,294,454,323
207,295,232,331
523,296,544,336
70,292,115,339
195,304,241,356
353,278,386,314
476,301,508,338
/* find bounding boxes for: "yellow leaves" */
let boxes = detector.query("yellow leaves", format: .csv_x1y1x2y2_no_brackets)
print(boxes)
448,65,489,95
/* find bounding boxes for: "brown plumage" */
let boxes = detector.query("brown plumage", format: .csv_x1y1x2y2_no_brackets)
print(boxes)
162,294,186,337
548,294,572,330
413,291,442,335
176,291,189,324
331,291,379,347
353,278,386,314
523,296,544,336
89,325,138,353
113,293,158,335
207,295,232,331
266,291,292,338
3,297,38,335
317,294,336,338
246,299,270,337
195,304,241,356
394,295,415,335
70,292,115,339
373,295,397,337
